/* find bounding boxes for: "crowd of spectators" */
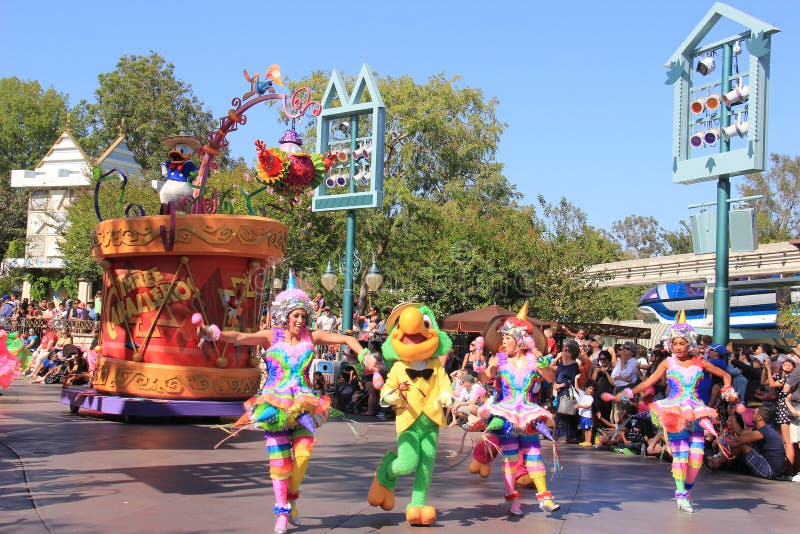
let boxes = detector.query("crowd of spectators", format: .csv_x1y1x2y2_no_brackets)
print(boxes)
2,293,100,387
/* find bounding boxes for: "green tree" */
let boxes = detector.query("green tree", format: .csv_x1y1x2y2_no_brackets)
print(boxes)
610,215,668,258
0,77,73,258
82,52,216,172
529,195,624,322
737,153,800,243
0,175,28,259
661,220,694,255
0,77,70,177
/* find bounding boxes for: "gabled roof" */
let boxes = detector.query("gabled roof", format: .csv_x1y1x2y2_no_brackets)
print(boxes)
34,129,93,170
666,2,779,65
94,134,125,165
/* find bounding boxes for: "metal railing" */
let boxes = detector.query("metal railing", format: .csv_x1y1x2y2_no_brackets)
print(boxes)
0,317,100,337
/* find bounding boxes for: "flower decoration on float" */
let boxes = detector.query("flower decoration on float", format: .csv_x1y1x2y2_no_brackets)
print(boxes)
254,127,327,199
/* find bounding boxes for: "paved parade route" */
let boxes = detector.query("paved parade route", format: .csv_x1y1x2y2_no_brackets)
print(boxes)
1,382,796,534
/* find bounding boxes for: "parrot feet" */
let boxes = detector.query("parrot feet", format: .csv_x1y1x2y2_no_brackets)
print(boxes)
406,505,436,526
368,451,397,510
468,459,491,478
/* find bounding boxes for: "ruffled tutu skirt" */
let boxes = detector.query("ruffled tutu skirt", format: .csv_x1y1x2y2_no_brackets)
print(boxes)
650,398,716,434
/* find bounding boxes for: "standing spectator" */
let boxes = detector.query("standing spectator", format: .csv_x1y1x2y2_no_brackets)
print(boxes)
316,307,337,333
761,356,797,471
86,301,98,321
543,328,558,356
591,350,615,428
611,341,640,419
562,326,588,347
575,382,595,446
587,336,603,368
0,294,17,320
553,340,581,442
461,337,486,373
312,291,325,314
730,349,767,405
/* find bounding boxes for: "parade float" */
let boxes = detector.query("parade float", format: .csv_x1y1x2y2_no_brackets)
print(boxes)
62,66,329,417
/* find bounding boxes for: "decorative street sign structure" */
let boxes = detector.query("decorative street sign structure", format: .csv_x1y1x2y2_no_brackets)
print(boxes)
312,65,386,332
666,3,778,343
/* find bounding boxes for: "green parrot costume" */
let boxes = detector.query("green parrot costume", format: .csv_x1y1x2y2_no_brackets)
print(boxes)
366,303,452,526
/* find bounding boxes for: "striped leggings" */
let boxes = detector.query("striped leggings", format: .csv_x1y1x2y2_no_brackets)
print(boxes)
667,427,704,492
498,433,548,495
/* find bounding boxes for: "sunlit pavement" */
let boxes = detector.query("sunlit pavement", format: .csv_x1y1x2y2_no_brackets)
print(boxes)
1,381,796,534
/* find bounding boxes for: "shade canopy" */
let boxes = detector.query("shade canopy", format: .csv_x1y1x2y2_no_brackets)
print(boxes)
440,305,555,333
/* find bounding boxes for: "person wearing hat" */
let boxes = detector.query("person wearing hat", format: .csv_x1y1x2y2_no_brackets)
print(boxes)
616,314,732,514
473,304,561,516
450,371,486,426
159,135,202,213
198,270,370,534
761,353,797,472
730,348,769,405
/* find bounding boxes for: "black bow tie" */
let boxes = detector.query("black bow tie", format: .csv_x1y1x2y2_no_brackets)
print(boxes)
406,368,433,380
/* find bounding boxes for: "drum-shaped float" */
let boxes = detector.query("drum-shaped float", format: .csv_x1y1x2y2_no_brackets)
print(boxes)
90,214,287,400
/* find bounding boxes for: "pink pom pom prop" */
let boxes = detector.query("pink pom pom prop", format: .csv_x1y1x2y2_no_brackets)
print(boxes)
372,372,384,390
191,313,204,326
644,387,655,397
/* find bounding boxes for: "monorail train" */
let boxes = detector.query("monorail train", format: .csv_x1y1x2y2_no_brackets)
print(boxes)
638,282,778,328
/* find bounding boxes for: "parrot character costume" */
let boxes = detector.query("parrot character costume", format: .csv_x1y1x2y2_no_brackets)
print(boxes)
366,303,453,526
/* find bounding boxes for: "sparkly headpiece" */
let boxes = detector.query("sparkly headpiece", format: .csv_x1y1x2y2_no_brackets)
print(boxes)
271,269,315,325
662,310,698,352
498,302,533,345
472,336,485,351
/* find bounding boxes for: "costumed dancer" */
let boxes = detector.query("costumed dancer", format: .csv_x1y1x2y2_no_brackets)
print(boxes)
366,303,453,526
615,311,732,513
473,303,561,516
0,330,25,389
198,270,370,534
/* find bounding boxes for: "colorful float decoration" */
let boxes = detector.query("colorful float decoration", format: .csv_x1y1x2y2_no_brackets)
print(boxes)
79,66,327,411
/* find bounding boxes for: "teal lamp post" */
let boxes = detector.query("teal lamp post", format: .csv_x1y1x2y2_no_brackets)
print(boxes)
665,3,778,343
312,65,386,333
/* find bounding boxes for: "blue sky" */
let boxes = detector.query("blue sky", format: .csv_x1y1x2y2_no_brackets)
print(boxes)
4,0,798,233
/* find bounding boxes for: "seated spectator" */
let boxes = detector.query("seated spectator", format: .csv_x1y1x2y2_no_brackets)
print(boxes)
645,429,670,459
616,415,648,456
449,371,486,428
31,353,64,383
725,405,787,479
595,410,629,450
64,347,91,387
24,329,40,352
312,371,326,397
333,373,353,412
28,329,58,377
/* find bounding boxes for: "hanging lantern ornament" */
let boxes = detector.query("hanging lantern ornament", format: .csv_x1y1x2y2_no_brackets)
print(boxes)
696,52,716,76
254,128,327,199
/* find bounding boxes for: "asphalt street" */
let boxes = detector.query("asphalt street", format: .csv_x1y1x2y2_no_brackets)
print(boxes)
1,380,796,534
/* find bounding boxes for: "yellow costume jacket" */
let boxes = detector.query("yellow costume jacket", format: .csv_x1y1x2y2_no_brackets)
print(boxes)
383,360,450,433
